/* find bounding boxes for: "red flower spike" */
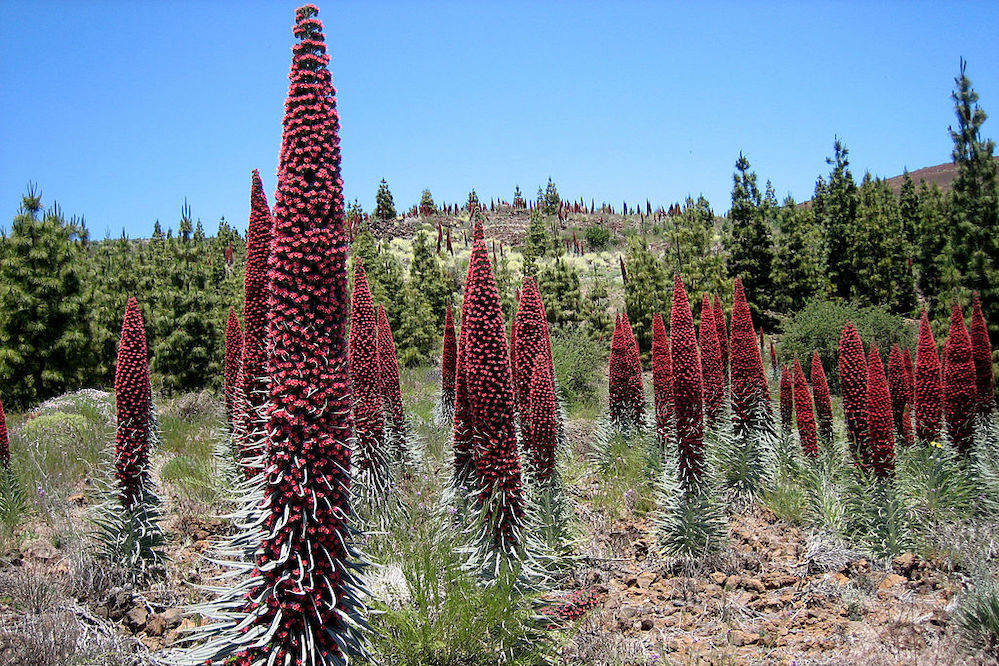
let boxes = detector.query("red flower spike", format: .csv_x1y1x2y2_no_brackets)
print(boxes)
670,275,705,485
779,365,794,437
527,353,559,484
793,359,819,457
811,351,833,446
865,344,895,477
114,297,151,509
712,294,728,391
699,294,724,425
971,292,995,413
512,277,553,438
651,312,673,447
903,348,915,408
620,312,646,427
460,231,524,547
944,304,977,455
887,345,910,445
729,278,770,422
439,305,457,422
231,7,366,662
914,311,942,445
769,340,778,378
0,396,7,471
223,307,243,428
377,305,406,457
238,169,275,472
838,321,867,461
608,313,630,426
350,260,388,485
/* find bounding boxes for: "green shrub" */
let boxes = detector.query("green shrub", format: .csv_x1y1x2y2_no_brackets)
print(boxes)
584,226,610,250
778,299,915,393
956,577,999,660
550,327,604,413
15,412,111,502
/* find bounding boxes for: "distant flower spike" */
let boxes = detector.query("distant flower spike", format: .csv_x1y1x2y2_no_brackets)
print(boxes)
377,305,406,459
729,278,770,423
866,344,895,477
438,305,458,424
971,292,995,413
115,297,152,509
670,275,705,486
651,312,673,447
838,321,868,462
944,303,977,455
351,260,389,498
793,359,818,457
914,311,942,445
527,353,559,484
699,294,724,426
621,312,646,427
811,351,833,446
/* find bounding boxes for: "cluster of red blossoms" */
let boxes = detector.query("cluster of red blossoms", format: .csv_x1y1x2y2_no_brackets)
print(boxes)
651,312,673,447
838,322,868,460
792,359,819,457
453,220,525,549
811,351,834,446
114,297,152,509
670,275,705,485
971,293,995,414
943,304,977,455
377,305,407,458
608,312,645,429
699,293,724,426
914,311,942,444
236,169,275,472
540,587,606,629
865,344,896,477
527,350,560,484
223,307,243,428
729,278,770,424
887,344,915,446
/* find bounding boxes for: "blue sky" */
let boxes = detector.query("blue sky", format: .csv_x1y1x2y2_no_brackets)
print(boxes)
1,1,997,238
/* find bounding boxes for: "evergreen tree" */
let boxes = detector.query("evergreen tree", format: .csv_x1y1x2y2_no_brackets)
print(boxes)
662,196,727,301
771,196,827,313
522,209,551,276
419,188,436,216
513,185,526,208
466,189,480,212
726,154,775,325
409,230,452,326
536,257,583,330
375,178,396,220
948,59,999,340
542,177,561,216
913,181,955,308
0,188,97,408
898,171,919,250
623,237,669,361
814,139,859,300
582,271,613,340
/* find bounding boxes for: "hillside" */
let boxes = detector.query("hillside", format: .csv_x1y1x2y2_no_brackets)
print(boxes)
881,157,999,195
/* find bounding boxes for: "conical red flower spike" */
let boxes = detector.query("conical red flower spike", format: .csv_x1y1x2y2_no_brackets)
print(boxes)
223,307,243,428
729,278,770,423
114,297,151,509
377,305,406,458
512,276,553,438
621,312,646,427
866,344,895,477
779,365,794,437
652,312,673,447
793,359,819,457
350,260,388,489
914,311,942,445
944,304,977,455
699,294,724,426
971,292,995,413
608,314,628,424
670,275,704,485
712,294,728,391
811,351,833,446
527,353,559,484
237,169,275,472
769,340,778,380
838,321,868,461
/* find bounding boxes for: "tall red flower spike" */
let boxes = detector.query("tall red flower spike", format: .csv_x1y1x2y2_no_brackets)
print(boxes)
377,305,406,459
865,345,895,476
887,345,909,444
793,359,819,457
623,312,647,426
527,353,559,484
608,313,633,427
971,292,995,413
0,396,7,471
712,294,728,391
237,169,275,470
769,340,778,379
838,321,868,461
914,311,943,445
186,8,369,664
350,260,388,495
512,276,553,439
114,297,152,509
438,305,458,424
651,312,673,447
670,275,705,486
944,304,977,455
811,351,834,446
460,223,524,551
699,294,724,426
452,302,474,488
779,365,794,437
223,307,243,428
729,278,770,423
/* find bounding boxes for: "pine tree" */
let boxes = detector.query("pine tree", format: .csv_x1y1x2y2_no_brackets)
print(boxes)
771,196,827,313
513,186,526,209
419,188,436,216
948,59,999,341
726,154,775,324
851,175,916,313
661,196,728,300
582,272,613,340
542,177,561,216
913,181,954,309
522,209,551,275
0,188,97,409
409,230,452,326
466,189,480,212
623,238,668,361
814,139,859,300
375,178,397,220
536,257,583,330
898,171,919,251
